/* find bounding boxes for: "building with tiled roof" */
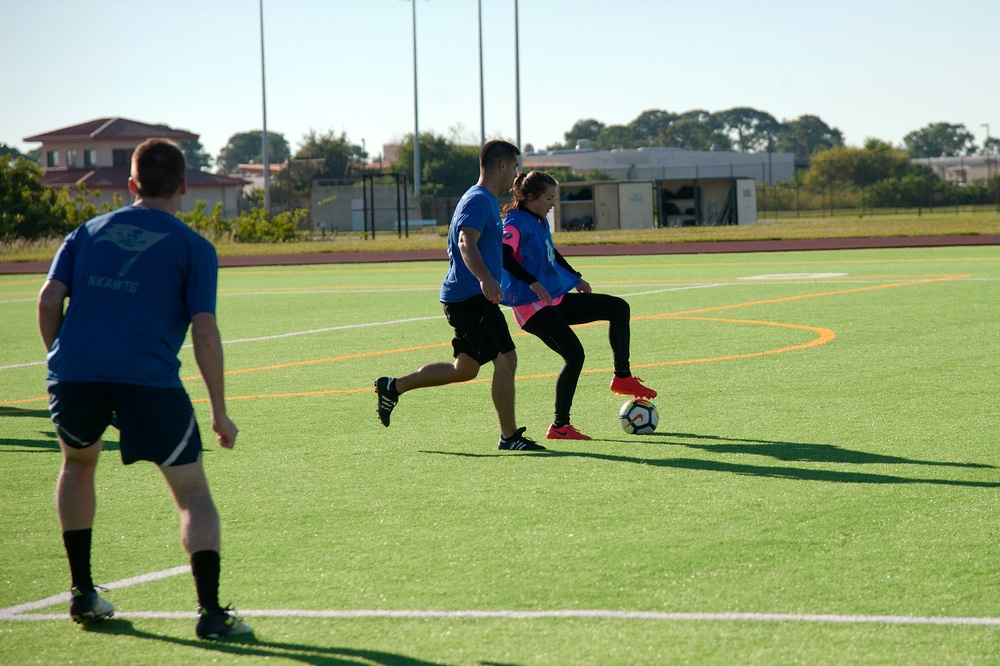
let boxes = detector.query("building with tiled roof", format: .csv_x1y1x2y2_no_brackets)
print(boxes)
24,118,247,217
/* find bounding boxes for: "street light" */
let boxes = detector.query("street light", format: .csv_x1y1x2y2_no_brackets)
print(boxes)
515,0,522,152
983,123,992,181
410,0,421,205
478,0,485,146
259,0,270,213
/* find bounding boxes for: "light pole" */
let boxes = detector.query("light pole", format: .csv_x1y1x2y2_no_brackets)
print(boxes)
982,123,992,180
478,0,485,146
259,0,270,213
514,0,521,153
410,0,421,206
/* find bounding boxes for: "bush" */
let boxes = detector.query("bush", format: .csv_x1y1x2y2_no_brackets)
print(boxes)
231,207,308,243
177,200,231,238
0,157,70,242
0,158,121,243
861,175,998,208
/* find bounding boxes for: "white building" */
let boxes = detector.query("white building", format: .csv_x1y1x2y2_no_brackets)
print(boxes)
521,141,796,185
914,155,999,184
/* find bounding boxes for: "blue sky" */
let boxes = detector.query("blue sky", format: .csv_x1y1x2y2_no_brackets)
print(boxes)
2,0,998,163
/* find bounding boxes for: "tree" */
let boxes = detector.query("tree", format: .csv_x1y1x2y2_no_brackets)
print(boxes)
775,115,844,160
216,131,290,174
715,107,780,152
551,118,606,150
175,132,213,171
391,132,479,198
903,122,976,158
0,157,68,242
0,143,24,160
593,124,635,150
628,109,678,147
657,117,727,151
293,129,359,180
804,140,913,188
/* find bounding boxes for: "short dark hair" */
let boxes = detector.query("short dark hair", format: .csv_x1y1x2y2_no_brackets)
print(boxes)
480,139,520,172
131,138,186,198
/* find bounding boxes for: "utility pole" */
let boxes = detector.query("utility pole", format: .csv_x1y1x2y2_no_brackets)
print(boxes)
259,0,270,213
514,0,521,153
411,0,421,205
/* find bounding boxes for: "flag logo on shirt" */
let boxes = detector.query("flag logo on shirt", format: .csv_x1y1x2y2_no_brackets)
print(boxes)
95,224,169,277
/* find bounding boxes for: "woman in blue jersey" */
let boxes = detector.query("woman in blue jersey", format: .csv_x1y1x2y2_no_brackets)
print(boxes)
501,170,657,440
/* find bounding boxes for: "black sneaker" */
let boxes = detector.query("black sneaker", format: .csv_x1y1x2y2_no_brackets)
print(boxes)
196,605,253,640
498,427,546,451
374,377,398,427
69,586,115,624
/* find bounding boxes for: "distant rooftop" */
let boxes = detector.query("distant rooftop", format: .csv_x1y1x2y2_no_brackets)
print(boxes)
24,118,198,143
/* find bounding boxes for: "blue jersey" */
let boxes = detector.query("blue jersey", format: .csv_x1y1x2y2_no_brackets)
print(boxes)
46,206,218,388
500,208,580,306
439,185,503,303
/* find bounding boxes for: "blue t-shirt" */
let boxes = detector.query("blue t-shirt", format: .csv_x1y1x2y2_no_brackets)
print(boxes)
439,185,503,303
500,208,580,306
46,205,218,388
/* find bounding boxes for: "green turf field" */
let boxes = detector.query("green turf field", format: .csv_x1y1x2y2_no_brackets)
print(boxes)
1,246,998,664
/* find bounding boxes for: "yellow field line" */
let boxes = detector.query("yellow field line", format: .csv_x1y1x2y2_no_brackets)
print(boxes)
655,274,970,317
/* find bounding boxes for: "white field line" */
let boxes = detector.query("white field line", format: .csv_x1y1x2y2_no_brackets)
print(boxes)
0,361,47,370
3,565,999,628
0,298,37,305
222,288,439,297
211,315,446,345
0,566,189,619
0,283,737,369
1,276,987,371
618,283,730,298
8,608,1000,627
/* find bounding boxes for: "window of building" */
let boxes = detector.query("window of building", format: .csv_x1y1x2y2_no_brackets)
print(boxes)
66,149,77,168
112,149,133,166
46,150,59,168
84,149,97,167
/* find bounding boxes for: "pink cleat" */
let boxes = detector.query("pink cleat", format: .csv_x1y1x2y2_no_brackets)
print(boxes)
546,424,592,440
610,375,657,400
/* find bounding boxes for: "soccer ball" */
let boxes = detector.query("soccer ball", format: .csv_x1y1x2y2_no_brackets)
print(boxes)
619,398,658,435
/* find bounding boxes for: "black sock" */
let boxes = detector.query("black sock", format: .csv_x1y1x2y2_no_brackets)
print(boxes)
63,529,94,591
388,378,399,397
191,550,222,612
614,371,631,378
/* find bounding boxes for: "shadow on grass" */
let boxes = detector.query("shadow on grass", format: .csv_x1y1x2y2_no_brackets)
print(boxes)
0,406,50,418
663,431,997,469
421,431,1000,487
85,618,447,666
0,430,120,454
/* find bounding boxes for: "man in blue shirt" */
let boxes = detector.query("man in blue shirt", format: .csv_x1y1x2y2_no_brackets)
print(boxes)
37,139,251,639
375,140,543,451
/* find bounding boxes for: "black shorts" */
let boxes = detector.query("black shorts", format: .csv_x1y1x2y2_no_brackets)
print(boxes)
442,295,516,365
47,381,203,467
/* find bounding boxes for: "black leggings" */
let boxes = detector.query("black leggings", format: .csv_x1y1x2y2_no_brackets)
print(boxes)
521,292,631,425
